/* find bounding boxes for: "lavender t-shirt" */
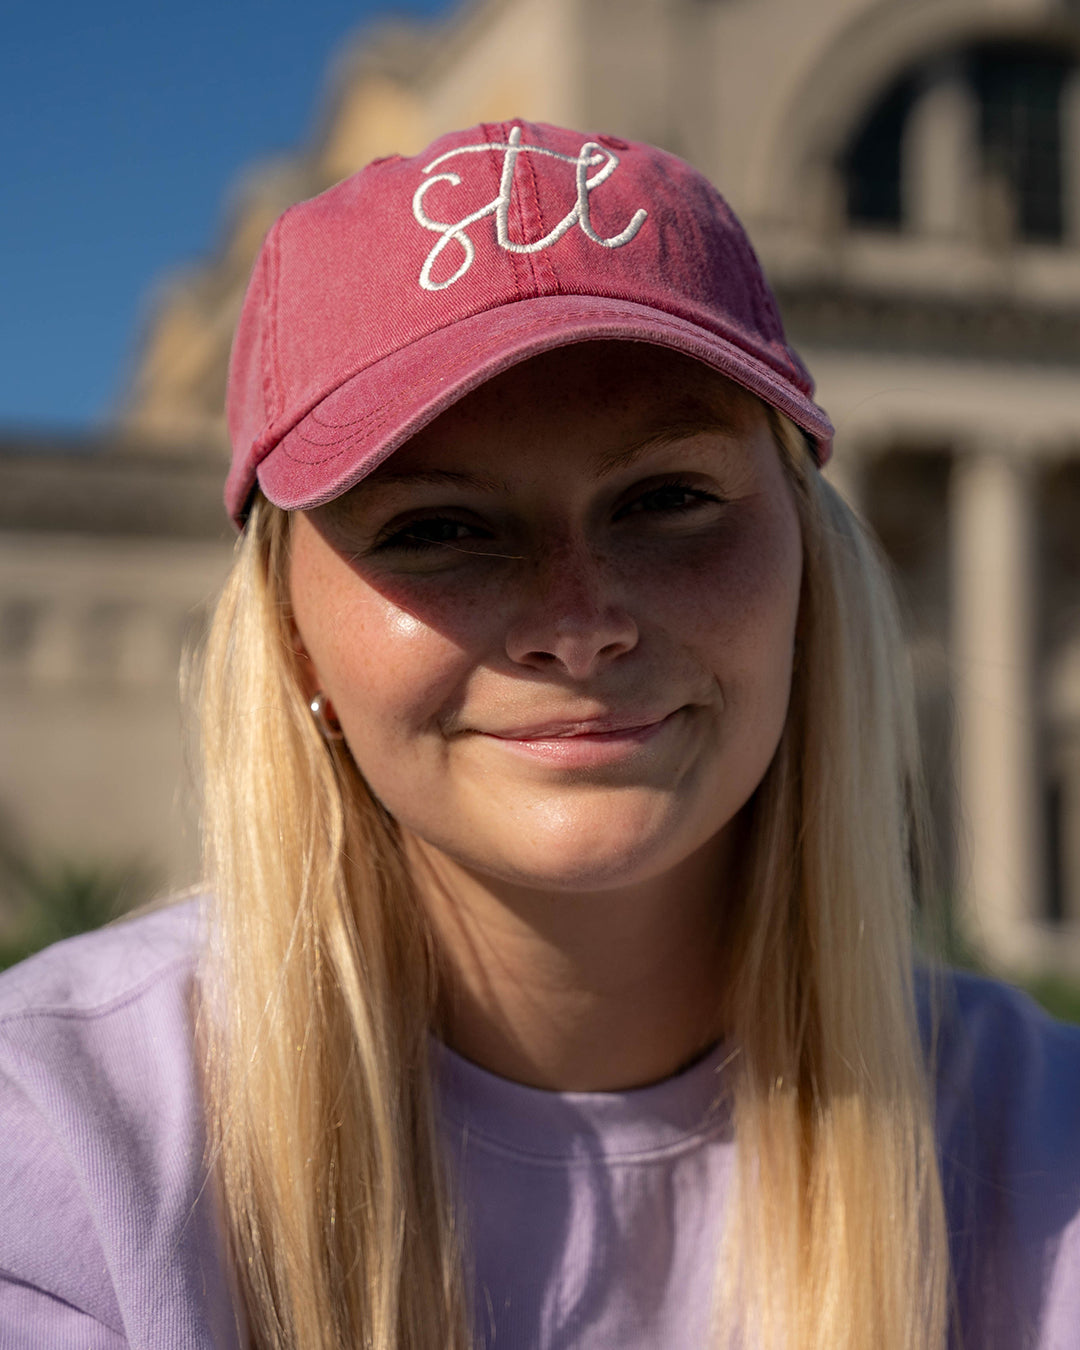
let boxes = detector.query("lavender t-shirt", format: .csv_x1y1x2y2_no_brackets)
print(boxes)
1,900,1079,1349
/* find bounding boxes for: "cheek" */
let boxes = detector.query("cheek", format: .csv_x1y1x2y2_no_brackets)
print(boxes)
316,600,460,741
289,538,495,758
687,505,802,810
725,527,801,673
640,505,802,688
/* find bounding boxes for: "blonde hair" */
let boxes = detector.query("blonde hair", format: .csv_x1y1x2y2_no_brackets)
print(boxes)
199,503,469,1349
717,412,949,1347
197,411,949,1350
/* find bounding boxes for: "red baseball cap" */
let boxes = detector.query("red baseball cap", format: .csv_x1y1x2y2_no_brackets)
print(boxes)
225,119,833,527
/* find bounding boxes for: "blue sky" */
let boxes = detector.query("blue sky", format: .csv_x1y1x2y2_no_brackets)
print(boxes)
2,0,459,435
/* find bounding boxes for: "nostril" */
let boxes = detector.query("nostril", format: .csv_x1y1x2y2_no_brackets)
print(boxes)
506,615,639,681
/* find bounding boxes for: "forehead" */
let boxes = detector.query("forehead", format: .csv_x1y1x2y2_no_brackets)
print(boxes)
368,341,767,483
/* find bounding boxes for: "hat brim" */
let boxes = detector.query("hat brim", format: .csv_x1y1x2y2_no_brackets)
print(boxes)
242,293,833,524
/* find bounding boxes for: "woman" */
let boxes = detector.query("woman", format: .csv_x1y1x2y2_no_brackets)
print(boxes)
2,120,1079,1350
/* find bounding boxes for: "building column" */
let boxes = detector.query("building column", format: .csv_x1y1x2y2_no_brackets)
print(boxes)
950,445,1043,966
902,59,978,237
1064,70,1080,248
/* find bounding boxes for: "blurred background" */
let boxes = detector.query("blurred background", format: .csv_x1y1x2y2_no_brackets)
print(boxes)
2,0,1079,1009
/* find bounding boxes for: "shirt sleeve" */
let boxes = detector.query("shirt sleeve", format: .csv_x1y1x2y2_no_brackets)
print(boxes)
0,908,243,1350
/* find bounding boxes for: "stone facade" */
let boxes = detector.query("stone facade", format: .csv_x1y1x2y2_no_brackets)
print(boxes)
2,0,1078,970
0,437,230,903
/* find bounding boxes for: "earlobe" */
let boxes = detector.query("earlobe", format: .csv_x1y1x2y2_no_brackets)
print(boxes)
290,615,344,740
286,531,340,737
309,691,345,741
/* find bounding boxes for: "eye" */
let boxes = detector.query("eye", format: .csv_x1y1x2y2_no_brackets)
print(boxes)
615,478,722,520
373,514,494,554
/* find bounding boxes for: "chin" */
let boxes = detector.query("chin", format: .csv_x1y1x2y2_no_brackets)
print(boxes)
442,801,719,895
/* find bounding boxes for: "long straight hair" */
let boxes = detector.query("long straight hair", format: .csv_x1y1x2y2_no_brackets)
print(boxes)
716,412,949,1346
197,411,949,1349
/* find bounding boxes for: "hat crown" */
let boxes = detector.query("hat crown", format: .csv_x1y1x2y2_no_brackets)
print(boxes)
225,120,832,526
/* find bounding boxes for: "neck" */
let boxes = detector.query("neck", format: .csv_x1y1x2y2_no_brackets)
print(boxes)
408,830,738,1092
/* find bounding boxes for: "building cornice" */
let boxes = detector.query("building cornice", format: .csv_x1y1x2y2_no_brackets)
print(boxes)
777,280,1080,363
0,436,228,540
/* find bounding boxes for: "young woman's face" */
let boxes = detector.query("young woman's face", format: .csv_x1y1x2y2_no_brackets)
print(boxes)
289,343,802,895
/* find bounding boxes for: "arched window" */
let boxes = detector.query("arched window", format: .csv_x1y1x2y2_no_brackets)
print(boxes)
973,44,1072,241
845,75,918,228
844,40,1077,244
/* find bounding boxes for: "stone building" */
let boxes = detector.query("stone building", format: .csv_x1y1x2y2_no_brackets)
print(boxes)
2,0,1079,970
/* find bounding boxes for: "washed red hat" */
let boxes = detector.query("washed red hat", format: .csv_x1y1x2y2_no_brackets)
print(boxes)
225,119,833,527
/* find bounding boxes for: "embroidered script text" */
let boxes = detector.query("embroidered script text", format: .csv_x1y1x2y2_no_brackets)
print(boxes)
411,126,648,291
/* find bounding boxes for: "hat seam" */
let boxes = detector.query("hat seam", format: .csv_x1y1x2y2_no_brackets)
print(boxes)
519,128,557,295
486,122,529,303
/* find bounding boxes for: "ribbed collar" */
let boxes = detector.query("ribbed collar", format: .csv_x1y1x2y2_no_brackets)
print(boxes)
433,1038,734,1162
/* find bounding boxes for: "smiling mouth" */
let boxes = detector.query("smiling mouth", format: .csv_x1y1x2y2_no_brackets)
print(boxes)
475,708,686,766
487,710,681,740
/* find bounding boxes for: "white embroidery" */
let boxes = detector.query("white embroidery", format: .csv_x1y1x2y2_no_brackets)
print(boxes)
411,125,648,291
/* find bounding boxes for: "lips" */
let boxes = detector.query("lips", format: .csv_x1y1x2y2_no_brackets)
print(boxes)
464,707,688,769
485,710,679,740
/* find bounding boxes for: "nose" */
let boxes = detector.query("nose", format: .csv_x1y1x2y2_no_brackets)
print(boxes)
504,535,639,679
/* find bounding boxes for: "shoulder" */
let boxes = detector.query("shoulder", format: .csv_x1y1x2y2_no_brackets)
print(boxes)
0,897,201,1019
0,899,205,1168
0,899,240,1348
931,967,1080,1154
927,968,1080,1345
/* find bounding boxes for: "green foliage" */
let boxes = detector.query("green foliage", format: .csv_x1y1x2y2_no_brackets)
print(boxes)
1014,973,1080,1026
0,847,151,972
921,902,1080,1025
4,855,1080,1021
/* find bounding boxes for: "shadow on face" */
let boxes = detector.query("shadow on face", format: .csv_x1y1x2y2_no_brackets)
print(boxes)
298,341,794,634
283,340,804,900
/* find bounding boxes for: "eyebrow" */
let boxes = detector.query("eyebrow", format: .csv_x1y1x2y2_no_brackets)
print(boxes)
356,467,508,494
593,412,739,475
356,401,741,497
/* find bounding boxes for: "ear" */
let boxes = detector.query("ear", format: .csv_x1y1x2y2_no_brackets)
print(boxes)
291,629,342,737
288,615,322,704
